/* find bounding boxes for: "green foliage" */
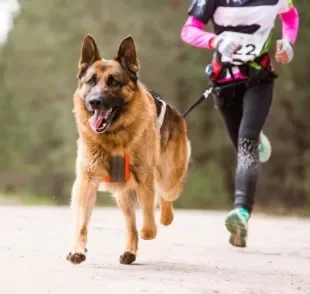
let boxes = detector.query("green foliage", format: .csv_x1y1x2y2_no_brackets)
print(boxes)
176,162,230,209
0,0,309,213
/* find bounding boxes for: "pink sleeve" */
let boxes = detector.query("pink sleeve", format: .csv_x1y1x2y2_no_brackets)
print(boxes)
181,16,216,50
280,7,299,45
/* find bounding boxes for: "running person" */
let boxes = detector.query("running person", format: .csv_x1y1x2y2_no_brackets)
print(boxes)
181,0,299,247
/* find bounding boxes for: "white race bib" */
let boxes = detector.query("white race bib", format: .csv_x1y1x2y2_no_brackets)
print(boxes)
219,30,271,65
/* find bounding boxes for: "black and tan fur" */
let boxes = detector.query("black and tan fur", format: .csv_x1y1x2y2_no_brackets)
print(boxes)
67,34,191,265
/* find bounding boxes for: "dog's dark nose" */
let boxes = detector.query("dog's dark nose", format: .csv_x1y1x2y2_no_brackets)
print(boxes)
89,97,102,109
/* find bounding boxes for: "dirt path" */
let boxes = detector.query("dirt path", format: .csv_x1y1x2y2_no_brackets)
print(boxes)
1,206,310,294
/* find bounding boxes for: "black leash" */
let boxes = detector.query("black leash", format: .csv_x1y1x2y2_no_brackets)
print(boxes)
182,87,214,118
182,79,249,118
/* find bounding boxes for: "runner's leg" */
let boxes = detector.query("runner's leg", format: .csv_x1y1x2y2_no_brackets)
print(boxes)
235,81,274,213
216,85,245,151
226,81,274,247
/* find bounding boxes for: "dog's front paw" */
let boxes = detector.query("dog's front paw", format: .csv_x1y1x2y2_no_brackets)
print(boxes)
119,251,136,265
66,251,86,264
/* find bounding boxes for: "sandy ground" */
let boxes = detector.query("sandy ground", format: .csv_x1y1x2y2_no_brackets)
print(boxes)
0,206,310,294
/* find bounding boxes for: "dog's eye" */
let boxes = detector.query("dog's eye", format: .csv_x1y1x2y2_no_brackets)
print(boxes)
86,74,97,87
107,75,119,87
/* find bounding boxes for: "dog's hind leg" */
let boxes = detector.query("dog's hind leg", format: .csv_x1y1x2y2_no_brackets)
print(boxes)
158,183,181,226
159,196,174,226
158,139,191,226
158,173,187,227
67,176,98,265
115,191,138,265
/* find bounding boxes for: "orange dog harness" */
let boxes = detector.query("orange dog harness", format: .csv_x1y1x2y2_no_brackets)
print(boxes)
105,151,130,182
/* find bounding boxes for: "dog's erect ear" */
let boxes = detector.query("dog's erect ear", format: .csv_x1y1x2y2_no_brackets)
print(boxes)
77,34,101,79
80,34,100,65
116,36,140,74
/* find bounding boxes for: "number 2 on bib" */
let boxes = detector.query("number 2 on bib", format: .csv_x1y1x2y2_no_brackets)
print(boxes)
234,44,256,56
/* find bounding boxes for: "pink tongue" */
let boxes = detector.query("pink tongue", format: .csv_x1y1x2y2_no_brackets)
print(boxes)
88,110,105,130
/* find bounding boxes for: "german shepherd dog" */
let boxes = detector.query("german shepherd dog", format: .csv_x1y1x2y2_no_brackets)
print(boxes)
67,34,191,265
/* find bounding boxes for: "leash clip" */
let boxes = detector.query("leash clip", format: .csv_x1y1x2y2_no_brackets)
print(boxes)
182,86,214,118
203,87,213,99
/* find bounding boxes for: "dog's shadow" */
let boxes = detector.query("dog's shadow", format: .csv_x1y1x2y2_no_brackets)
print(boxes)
237,250,281,256
86,261,208,274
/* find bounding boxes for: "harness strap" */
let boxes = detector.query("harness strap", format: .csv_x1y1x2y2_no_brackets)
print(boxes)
157,99,166,129
147,88,167,129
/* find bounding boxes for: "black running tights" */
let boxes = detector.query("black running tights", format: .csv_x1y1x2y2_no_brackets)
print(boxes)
215,81,274,213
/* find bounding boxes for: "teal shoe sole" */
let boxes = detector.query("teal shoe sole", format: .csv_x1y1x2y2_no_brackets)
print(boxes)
225,212,248,248
259,131,272,163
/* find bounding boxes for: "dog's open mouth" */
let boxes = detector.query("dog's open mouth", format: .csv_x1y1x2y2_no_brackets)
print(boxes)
88,108,118,133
